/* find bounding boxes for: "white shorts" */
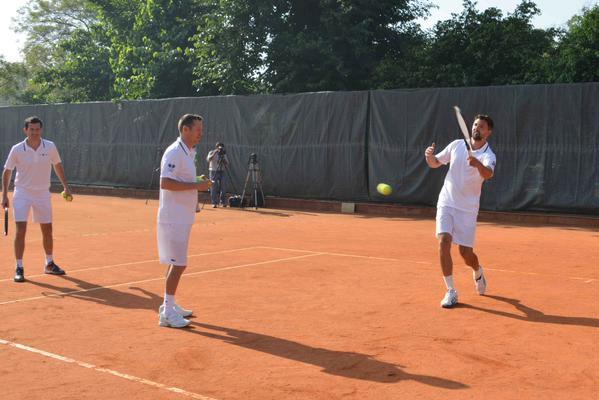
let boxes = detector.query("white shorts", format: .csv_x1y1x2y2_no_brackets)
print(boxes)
13,189,52,224
157,223,193,266
436,206,478,247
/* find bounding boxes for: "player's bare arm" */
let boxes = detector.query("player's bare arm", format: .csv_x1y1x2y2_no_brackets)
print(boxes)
53,163,72,198
425,143,442,168
1,169,12,208
467,156,493,180
161,177,211,191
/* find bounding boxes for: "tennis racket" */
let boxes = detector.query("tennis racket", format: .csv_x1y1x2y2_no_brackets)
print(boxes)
453,106,473,157
4,207,8,236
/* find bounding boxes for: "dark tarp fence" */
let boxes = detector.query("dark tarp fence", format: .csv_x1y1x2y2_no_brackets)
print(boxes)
1,83,597,213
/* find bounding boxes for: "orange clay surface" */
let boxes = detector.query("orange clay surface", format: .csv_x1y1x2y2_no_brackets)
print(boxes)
0,193,597,400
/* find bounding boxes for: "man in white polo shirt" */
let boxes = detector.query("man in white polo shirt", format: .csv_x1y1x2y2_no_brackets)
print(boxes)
2,116,73,283
424,114,496,308
157,114,211,328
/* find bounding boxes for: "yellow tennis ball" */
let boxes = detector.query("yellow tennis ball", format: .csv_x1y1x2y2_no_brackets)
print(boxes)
61,191,73,201
196,175,207,182
377,183,392,196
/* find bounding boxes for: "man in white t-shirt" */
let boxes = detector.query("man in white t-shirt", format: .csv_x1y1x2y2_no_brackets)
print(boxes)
2,116,73,283
157,114,212,328
424,114,496,308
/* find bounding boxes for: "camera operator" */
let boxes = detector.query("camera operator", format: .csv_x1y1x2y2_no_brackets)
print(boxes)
206,142,229,207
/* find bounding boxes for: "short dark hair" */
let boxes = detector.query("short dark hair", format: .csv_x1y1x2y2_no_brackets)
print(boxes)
177,114,203,132
24,116,43,129
474,114,494,130
216,142,223,147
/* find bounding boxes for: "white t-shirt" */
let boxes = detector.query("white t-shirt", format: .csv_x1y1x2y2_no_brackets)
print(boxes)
435,139,496,213
157,137,198,224
4,139,62,192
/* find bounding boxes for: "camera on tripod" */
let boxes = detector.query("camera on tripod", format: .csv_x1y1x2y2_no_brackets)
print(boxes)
249,153,257,164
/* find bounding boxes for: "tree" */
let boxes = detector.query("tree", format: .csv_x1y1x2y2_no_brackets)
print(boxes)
550,5,599,83
418,0,556,87
0,58,29,105
14,0,114,103
266,0,430,92
95,0,208,99
190,0,272,95
190,0,431,94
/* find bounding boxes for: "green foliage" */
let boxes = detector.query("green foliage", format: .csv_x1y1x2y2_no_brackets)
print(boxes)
12,0,113,103
2,0,597,104
190,0,270,95
190,0,431,93
418,0,557,87
550,5,599,83
0,58,29,105
98,0,209,99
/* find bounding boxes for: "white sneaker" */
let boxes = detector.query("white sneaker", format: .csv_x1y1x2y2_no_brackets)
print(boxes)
474,266,487,295
159,303,193,318
158,308,190,328
440,289,458,308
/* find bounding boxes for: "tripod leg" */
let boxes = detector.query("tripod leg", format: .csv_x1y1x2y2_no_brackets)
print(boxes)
240,168,252,207
253,170,259,210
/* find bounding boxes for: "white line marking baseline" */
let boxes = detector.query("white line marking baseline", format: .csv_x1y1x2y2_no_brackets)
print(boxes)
0,338,217,400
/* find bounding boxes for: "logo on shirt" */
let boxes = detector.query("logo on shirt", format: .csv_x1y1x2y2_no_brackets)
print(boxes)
170,258,176,262
167,163,176,170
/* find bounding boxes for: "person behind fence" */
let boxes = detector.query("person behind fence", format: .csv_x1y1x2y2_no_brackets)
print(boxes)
2,116,73,283
206,142,229,208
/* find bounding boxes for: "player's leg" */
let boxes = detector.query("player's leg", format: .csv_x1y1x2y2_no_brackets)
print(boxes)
458,245,479,269
33,194,65,275
439,233,453,277
39,223,64,275
436,206,458,308
14,222,27,282
12,190,31,282
40,223,53,257
157,223,192,328
165,265,186,296
454,209,486,295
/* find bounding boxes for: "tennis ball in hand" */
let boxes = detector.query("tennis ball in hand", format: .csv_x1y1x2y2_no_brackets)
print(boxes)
196,175,207,182
61,191,73,202
376,183,392,196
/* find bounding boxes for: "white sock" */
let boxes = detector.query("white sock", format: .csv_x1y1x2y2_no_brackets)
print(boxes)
45,255,54,264
474,266,483,280
163,294,175,311
16,259,23,268
443,275,455,290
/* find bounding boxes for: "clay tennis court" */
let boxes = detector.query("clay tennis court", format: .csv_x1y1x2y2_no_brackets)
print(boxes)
1,193,597,399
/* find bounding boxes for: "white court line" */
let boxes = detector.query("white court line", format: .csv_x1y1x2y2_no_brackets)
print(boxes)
0,338,217,400
255,246,597,284
0,246,261,283
255,246,431,264
0,253,323,306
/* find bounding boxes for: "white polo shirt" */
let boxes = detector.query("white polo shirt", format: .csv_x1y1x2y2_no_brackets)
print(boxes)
435,139,496,213
157,137,198,225
4,139,62,192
